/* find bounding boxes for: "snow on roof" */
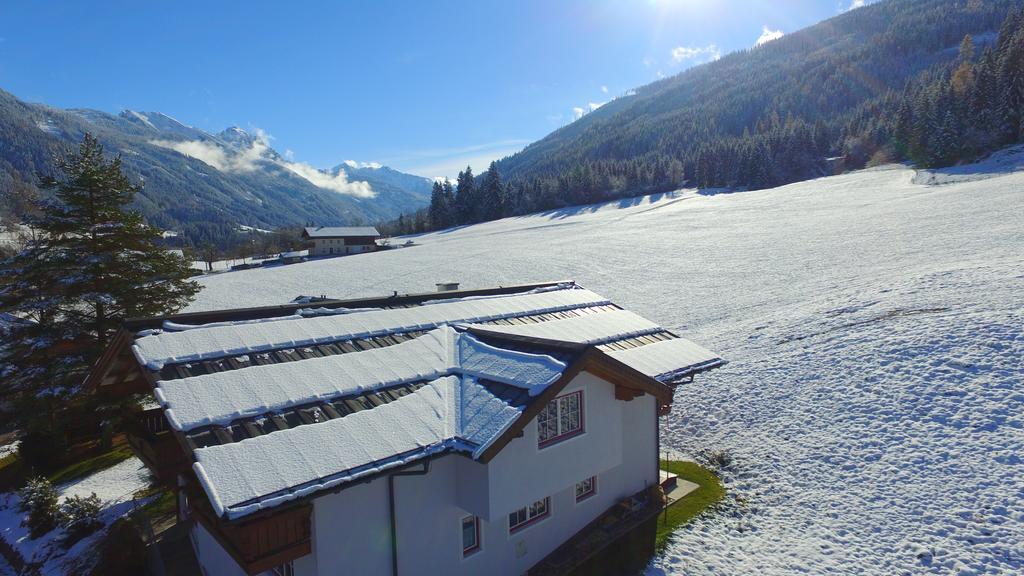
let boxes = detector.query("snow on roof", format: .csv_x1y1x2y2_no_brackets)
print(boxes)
155,327,565,431
607,337,724,381
303,226,380,238
134,283,724,519
133,286,610,370
194,374,523,518
468,309,662,345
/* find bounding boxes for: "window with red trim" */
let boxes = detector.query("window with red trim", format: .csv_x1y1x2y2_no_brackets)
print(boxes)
538,390,583,447
508,497,550,533
575,476,597,502
461,515,480,556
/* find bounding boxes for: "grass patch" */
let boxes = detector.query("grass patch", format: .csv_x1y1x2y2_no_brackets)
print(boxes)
140,488,176,518
0,452,25,492
655,460,725,549
46,444,134,486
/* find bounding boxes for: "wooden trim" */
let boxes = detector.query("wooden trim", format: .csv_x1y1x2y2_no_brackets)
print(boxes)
188,481,312,575
477,349,592,463
477,347,675,463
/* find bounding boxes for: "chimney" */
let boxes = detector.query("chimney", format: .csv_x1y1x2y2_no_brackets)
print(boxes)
436,282,460,292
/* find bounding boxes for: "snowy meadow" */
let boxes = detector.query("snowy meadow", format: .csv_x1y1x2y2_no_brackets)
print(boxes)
189,159,1024,574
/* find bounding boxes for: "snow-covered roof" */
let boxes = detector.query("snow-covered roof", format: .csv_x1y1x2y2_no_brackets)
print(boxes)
132,286,611,370
126,283,723,519
607,337,722,382
156,327,564,431
194,375,524,518
303,226,380,238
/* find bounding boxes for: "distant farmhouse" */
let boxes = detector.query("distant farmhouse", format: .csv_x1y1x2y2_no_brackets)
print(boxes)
302,226,381,257
86,281,723,576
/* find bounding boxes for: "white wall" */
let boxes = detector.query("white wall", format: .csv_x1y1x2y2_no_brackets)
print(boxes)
310,239,375,256
303,371,659,576
193,371,660,576
192,522,247,576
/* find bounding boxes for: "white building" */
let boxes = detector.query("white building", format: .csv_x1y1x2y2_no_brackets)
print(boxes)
302,226,380,257
86,282,724,576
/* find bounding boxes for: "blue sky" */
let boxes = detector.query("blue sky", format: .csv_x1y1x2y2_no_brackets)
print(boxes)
0,1,869,179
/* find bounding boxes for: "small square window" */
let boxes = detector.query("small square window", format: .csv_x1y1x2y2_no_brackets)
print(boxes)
461,515,480,556
575,476,597,502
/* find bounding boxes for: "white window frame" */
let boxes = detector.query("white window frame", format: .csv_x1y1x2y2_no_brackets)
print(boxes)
537,390,584,448
271,562,294,576
575,476,597,503
508,496,551,534
461,515,481,557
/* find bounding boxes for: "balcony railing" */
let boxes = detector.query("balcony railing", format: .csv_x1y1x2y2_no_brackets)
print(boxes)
124,407,189,485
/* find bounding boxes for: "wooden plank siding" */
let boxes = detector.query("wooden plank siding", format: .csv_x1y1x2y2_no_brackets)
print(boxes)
187,480,313,575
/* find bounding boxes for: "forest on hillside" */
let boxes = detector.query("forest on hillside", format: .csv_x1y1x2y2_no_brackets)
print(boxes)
383,1,1024,236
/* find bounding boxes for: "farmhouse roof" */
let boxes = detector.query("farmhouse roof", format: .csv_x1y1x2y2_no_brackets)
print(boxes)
302,226,380,238
87,281,723,520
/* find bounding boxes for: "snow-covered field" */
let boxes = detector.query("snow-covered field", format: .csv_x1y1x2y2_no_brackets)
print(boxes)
0,458,152,575
188,159,1023,574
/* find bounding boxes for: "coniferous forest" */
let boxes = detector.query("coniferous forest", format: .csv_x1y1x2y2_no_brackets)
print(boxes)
384,1,1024,236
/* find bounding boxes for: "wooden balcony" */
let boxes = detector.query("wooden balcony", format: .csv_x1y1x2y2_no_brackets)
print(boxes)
186,481,312,575
124,407,190,486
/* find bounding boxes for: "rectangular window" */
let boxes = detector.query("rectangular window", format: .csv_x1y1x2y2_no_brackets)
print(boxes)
508,496,550,533
575,476,597,502
538,390,584,447
461,515,480,556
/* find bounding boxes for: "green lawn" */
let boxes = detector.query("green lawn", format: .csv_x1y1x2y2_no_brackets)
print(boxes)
46,444,135,486
655,460,725,549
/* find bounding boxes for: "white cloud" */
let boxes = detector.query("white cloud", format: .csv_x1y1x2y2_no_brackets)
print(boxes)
848,0,866,10
572,101,605,121
343,160,382,169
755,26,785,46
601,85,609,94
152,130,376,198
670,44,721,63
283,162,375,198
151,138,266,173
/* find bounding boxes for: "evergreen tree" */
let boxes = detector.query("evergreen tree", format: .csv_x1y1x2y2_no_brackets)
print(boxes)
428,180,449,229
455,167,476,223
479,162,505,221
0,134,199,413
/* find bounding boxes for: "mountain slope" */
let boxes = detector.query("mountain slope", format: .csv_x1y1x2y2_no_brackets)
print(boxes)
496,0,1018,185
0,91,431,245
185,158,1024,575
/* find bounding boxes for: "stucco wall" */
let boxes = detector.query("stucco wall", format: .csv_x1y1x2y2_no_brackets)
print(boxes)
191,371,660,576
302,370,660,576
310,239,376,256
191,522,247,576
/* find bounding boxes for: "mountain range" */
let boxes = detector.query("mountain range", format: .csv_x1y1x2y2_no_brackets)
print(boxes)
0,90,432,246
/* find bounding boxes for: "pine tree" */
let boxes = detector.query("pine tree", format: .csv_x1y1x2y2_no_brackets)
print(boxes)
479,162,505,221
0,134,199,412
428,180,448,229
455,167,476,223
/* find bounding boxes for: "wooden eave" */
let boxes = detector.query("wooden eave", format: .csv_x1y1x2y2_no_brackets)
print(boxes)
476,345,675,463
